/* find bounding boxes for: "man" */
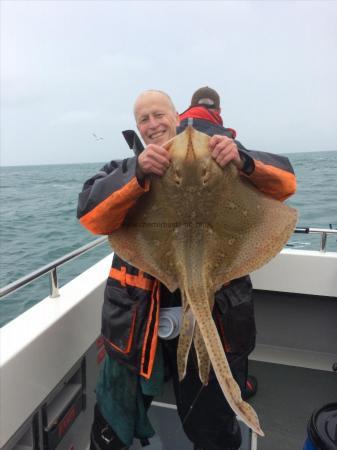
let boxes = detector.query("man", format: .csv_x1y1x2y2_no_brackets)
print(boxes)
77,89,296,450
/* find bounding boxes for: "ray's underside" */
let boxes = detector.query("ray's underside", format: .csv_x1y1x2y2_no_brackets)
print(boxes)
108,127,298,436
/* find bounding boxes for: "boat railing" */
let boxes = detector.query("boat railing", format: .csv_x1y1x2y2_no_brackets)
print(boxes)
0,236,107,300
293,227,337,252
0,227,336,301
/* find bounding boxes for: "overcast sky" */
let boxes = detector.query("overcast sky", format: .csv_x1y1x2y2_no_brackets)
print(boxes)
1,0,337,166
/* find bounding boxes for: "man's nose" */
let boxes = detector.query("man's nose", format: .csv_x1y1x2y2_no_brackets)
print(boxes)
148,115,159,127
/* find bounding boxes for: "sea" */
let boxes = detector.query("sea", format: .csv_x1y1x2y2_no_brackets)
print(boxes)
1,151,336,328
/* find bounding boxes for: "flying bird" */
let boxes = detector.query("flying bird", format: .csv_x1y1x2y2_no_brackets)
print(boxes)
92,133,104,141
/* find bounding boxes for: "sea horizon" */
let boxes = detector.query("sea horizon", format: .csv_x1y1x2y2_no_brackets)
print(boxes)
1,149,337,169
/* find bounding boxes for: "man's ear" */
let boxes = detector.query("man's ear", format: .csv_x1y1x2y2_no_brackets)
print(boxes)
175,112,180,126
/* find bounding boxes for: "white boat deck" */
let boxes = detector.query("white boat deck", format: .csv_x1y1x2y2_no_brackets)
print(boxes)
1,248,336,449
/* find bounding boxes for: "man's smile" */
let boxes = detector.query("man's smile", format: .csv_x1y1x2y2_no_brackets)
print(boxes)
149,130,166,141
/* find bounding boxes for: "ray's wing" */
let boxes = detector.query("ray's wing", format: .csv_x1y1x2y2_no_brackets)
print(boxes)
108,177,180,292
205,165,297,290
180,126,297,292
108,129,206,292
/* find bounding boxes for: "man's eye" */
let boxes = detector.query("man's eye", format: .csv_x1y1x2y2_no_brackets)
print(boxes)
140,117,148,124
155,113,164,118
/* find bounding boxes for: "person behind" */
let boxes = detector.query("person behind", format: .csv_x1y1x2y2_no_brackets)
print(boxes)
77,90,296,450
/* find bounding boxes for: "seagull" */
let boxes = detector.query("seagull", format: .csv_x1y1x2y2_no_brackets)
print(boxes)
92,133,104,141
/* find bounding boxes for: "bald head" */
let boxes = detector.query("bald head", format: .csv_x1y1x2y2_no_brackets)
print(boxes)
134,90,176,117
134,90,179,145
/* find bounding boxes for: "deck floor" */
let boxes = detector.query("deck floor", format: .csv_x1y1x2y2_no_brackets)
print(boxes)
248,360,337,450
130,404,251,450
131,360,337,450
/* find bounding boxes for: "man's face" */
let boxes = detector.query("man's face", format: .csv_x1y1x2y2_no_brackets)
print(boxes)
134,92,179,146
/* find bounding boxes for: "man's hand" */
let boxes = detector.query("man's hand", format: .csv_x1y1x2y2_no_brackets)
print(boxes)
209,135,244,170
137,144,171,177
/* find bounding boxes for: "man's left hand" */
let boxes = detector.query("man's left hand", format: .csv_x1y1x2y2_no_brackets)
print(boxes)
209,135,243,169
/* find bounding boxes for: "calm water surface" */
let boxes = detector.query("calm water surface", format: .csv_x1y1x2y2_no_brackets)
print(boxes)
1,151,336,327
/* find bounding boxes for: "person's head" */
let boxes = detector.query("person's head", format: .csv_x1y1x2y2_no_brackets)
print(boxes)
134,90,179,145
190,86,220,111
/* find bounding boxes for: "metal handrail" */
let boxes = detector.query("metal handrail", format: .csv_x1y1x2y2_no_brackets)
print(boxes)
0,227,336,301
294,227,337,252
0,236,108,300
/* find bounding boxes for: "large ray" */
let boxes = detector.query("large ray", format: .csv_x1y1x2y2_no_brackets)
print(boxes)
108,127,298,436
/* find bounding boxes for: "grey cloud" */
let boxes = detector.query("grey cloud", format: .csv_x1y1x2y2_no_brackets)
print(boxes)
1,1,337,166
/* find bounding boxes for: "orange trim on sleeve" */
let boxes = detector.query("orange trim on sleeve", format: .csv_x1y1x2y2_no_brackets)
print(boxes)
140,280,160,379
80,177,150,235
109,267,154,290
241,160,296,201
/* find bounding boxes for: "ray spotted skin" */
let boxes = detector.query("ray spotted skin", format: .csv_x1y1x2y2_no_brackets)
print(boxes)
176,303,195,380
189,282,215,385
192,322,211,385
108,127,298,437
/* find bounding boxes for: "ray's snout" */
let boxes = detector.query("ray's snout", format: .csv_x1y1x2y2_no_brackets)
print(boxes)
167,159,215,190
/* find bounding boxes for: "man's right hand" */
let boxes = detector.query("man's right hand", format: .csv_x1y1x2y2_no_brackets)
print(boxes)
137,144,171,177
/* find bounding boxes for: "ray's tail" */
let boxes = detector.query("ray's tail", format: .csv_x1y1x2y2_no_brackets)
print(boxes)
173,225,264,436
177,303,195,380
178,267,264,437
193,323,211,385
177,293,211,385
